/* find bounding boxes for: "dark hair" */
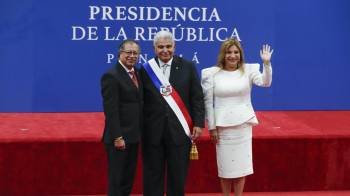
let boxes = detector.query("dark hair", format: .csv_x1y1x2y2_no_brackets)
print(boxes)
118,39,140,57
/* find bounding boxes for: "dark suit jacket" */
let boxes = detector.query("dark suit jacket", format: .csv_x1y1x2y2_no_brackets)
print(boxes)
140,56,205,145
101,63,143,144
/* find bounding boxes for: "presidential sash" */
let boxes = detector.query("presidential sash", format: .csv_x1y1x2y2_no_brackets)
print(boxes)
142,58,193,137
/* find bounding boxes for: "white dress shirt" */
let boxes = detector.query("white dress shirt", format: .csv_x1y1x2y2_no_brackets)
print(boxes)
119,60,135,79
158,58,173,80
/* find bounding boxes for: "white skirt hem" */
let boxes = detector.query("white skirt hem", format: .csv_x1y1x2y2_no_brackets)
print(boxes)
218,169,254,178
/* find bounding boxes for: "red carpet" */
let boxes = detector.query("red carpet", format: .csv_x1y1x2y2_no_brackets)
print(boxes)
71,191,350,196
185,192,350,196
1,111,350,195
182,192,350,196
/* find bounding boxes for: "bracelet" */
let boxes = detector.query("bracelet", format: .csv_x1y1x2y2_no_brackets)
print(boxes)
263,62,271,67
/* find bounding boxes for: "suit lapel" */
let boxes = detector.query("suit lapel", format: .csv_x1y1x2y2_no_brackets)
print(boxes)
169,56,180,85
134,69,142,90
116,63,139,90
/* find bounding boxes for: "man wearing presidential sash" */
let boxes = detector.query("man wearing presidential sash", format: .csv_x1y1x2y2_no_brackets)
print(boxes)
140,30,205,196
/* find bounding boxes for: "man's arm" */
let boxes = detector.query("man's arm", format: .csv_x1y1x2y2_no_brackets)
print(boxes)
189,62,205,139
101,74,122,141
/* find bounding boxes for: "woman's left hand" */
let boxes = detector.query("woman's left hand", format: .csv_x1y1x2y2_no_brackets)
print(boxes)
209,129,219,144
260,44,274,65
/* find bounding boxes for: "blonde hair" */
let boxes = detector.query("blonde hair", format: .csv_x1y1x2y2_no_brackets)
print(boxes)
216,38,245,72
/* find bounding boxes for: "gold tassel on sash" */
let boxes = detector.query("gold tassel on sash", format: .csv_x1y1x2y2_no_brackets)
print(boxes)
190,141,199,160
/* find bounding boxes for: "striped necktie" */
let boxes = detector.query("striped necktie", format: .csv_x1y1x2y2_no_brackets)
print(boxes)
128,70,139,88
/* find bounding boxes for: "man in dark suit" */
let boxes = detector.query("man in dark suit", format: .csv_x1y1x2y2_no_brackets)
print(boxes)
140,31,205,196
101,40,142,196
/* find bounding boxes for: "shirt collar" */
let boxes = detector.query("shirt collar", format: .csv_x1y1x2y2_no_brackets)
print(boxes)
119,60,135,73
158,57,173,68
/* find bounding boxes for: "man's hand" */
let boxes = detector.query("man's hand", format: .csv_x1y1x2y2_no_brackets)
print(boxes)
191,126,203,140
114,137,126,150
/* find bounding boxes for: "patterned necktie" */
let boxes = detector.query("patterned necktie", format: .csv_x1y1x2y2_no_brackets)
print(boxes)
128,70,139,88
161,64,169,75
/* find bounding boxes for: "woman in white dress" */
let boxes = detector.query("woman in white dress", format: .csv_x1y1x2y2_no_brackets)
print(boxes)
201,38,273,196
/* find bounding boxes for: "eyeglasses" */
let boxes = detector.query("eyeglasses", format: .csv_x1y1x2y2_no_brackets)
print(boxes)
121,50,139,56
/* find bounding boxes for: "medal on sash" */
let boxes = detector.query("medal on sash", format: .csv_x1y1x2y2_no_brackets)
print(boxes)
160,85,172,96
